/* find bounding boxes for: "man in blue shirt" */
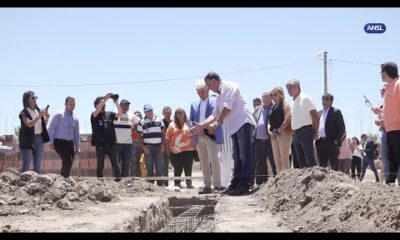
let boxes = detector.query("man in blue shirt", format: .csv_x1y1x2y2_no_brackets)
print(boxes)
251,91,276,186
48,96,80,178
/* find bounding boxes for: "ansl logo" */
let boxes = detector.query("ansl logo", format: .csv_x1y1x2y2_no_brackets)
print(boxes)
364,23,386,33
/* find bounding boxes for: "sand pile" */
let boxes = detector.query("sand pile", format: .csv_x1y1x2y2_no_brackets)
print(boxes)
0,168,162,216
255,167,400,232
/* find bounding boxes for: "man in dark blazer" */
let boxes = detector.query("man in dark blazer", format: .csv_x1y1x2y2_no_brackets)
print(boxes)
359,133,380,182
315,93,345,170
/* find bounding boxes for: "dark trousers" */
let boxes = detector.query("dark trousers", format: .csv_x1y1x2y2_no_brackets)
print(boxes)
293,125,316,168
386,130,400,183
95,146,121,178
162,150,170,186
170,151,194,186
290,142,299,168
360,155,379,182
114,143,132,177
231,123,255,189
54,139,74,178
315,138,339,170
252,139,275,185
351,156,362,180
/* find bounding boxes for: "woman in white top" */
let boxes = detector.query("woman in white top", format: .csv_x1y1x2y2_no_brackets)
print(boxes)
350,137,363,180
18,91,50,173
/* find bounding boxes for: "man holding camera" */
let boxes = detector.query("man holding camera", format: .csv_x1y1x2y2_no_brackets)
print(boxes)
91,93,122,181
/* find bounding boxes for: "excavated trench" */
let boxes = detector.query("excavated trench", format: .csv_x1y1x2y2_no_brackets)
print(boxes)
123,196,218,232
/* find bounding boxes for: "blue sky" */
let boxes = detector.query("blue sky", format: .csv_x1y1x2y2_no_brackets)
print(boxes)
0,8,398,139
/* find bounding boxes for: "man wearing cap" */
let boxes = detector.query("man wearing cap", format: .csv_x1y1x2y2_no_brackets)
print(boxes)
192,72,256,196
137,104,165,186
114,99,139,177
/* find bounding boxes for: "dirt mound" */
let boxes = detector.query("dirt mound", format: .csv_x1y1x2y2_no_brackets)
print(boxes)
0,168,162,216
255,167,400,232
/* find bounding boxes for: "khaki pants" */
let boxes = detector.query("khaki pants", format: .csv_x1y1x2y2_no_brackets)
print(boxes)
271,131,292,174
196,135,221,188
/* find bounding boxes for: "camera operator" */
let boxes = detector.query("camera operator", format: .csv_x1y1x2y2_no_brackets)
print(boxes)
91,93,122,182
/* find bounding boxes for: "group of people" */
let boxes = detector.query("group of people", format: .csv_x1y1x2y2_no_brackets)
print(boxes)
16,61,400,196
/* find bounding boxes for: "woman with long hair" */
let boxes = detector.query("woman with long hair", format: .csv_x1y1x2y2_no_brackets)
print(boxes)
18,91,50,173
166,108,195,188
268,86,293,174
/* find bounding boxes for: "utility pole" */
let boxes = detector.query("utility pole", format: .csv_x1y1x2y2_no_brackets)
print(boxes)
324,51,328,95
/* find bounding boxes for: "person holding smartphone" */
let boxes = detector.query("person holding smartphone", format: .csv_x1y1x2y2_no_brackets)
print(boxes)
48,96,80,178
18,91,50,173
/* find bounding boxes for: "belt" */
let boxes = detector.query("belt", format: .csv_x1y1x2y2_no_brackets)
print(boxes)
255,139,269,142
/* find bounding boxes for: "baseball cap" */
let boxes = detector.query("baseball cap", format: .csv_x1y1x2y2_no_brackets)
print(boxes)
120,99,131,105
143,104,153,112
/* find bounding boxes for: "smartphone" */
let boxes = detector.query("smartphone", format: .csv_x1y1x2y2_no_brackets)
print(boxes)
45,105,50,111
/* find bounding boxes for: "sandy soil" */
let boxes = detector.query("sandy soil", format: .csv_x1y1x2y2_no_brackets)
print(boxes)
1,163,398,232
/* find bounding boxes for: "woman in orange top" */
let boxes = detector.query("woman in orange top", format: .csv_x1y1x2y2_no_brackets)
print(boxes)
166,108,195,188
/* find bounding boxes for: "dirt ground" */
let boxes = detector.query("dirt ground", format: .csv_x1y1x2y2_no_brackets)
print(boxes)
0,162,399,232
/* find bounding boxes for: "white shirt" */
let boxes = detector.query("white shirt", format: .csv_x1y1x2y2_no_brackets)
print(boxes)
353,144,363,158
114,112,139,144
291,91,316,130
212,80,256,135
27,108,43,134
318,107,330,138
199,98,208,123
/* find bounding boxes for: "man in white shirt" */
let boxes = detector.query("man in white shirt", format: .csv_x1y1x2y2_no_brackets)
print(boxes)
286,79,319,168
114,99,139,177
192,71,256,196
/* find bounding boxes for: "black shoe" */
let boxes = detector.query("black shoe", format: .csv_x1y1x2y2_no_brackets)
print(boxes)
220,185,236,195
228,187,249,196
114,177,121,182
199,187,213,194
186,184,194,189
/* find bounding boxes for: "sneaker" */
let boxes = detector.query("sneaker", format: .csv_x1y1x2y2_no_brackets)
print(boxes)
186,184,195,189
213,186,226,192
198,187,213,194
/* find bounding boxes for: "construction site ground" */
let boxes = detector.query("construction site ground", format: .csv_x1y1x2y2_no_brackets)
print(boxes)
1,161,399,232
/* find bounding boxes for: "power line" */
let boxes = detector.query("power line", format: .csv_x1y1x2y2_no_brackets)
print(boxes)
0,59,319,88
330,59,380,66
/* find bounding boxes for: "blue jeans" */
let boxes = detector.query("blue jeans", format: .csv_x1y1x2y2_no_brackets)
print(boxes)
360,155,380,182
114,143,133,177
144,144,163,186
230,123,255,189
130,141,142,177
21,135,44,174
293,125,316,168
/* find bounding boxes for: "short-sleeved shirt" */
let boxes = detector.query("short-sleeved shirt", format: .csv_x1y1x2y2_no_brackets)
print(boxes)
114,112,139,144
212,80,256,135
137,115,164,145
383,78,400,132
166,122,195,154
291,91,316,130
91,111,117,147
